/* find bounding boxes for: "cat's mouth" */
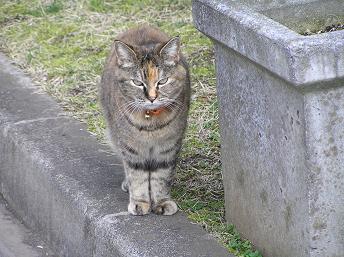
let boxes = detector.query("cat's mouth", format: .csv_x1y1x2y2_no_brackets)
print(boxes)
142,102,166,111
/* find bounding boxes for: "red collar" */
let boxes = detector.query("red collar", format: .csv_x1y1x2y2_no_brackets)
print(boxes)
144,108,165,118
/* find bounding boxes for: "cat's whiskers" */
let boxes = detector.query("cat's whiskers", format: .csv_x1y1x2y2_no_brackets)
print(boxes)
128,102,143,117
164,99,184,113
118,101,138,120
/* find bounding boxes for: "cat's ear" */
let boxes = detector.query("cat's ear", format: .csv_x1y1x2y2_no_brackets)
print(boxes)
114,40,137,68
159,36,180,66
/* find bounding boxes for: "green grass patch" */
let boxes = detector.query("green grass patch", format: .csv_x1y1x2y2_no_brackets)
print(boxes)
0,0,63,23
88,0,107,12
0,1,262,256
28,0,64,16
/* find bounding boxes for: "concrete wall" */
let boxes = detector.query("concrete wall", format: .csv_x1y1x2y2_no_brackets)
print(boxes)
215,44,309,257
305,87,344,257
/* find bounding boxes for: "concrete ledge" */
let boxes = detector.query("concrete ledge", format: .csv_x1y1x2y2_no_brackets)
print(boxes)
0,53,231,257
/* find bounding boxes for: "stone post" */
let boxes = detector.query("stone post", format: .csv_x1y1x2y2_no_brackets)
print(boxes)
192,1,344,257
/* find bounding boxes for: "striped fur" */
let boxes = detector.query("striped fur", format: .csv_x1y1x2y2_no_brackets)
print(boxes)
100,25,190,215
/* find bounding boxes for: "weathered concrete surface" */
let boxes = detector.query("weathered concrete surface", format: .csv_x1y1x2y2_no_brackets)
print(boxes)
305,87,344,257
0,53,232,257
0,195,56,257
260,0,344,34
193,1,344,257
193,0,344,85
214,44,309,257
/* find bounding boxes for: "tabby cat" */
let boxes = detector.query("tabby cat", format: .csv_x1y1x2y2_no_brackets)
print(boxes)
100,25,190,215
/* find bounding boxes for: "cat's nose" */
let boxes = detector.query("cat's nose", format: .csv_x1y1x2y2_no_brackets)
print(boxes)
147,88,158,102
148,95,157,103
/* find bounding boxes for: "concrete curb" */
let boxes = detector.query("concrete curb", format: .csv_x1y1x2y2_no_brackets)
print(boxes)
0,53,232,257
0,195,56,257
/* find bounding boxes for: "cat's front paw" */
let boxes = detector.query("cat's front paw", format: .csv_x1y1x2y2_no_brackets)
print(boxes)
128,201,151,215
153,200,178,215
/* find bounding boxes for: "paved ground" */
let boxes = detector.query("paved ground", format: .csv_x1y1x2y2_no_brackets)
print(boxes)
0,196,56,257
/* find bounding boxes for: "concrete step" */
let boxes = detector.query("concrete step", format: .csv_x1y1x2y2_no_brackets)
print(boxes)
0,195,56,257
0,53,232,257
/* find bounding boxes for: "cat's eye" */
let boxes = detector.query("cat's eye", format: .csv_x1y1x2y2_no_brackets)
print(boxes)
158,78,168,85
132,79,144,87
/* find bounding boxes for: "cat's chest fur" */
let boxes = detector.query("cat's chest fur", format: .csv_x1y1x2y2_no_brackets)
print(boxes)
119,124,180,158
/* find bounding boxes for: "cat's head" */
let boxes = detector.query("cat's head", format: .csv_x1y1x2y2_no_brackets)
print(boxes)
113,37,187,111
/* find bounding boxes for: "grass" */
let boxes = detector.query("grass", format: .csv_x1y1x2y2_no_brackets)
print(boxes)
0,1,262,256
